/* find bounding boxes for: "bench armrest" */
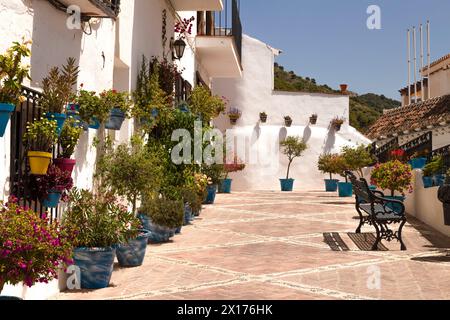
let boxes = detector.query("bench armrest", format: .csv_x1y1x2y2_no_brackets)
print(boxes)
372,194,406,216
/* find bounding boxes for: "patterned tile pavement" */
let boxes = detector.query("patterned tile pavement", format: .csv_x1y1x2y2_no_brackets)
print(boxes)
56,190,450,300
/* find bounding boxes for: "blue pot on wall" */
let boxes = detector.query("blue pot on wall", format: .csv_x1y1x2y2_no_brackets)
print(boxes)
422,176,434,188
385,196,406,214
42,190,62,208
116,230,151,267
409,157,427,170
138,214,176,243
72,247,116,289
105,108,126,131
204,185,218,204
45,112,67,136
280,179,294,192
0,103,15,138
88,117,101,130
338,182,353,197
218,179,233,193
324,179,339,192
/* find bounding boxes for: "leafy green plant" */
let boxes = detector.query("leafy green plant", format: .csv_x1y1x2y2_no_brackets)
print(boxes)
317,153,341,180
63,188,141,248
23,117,58,152
58,117,83,158
188,86,225,122
371,160,413,196
40,58,79,114
139,197,184,229
100,89,132,116
0,39,31,104
202,163,226,185
97,136,163,214
423,156,444,177
280,136,308,179
340,145,375,178
74,89,104,123
32,165,73,201
150,56,181,100
0,196,74,292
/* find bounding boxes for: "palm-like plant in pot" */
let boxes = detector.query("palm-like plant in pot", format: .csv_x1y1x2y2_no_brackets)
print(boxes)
63,189,141,289
23,118,58,175
31,164,73,208
0,196,74,298
279,136,308,191
40,58,79,135
0,40,31,138
96,136,162,266
54,117,83,174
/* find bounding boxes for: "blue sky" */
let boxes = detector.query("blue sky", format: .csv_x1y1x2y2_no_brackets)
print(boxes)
239,0,450,100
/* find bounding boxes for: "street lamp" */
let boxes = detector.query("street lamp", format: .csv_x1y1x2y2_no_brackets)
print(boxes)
172,38,186,60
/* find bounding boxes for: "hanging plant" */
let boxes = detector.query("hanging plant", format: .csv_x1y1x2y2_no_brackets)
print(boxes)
331,117,345,131
228,107,242,125
310,113,318,125
259,112,267,123
284,116,293,127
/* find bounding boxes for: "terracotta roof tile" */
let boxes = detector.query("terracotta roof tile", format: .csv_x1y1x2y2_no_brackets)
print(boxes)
366,95,450,139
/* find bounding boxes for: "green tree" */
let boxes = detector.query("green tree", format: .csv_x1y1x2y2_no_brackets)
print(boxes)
280,136,308,179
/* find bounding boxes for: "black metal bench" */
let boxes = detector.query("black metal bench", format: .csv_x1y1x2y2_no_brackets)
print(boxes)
346,171,407,251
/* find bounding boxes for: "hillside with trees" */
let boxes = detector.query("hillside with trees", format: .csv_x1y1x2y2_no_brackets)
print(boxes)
274,63,401,132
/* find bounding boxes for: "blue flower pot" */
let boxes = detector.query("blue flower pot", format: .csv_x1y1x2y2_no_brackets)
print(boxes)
45,112,67,136
138,214,176,243
218,179,233,193
409,157,427,169
385,196,406,214
434,174,446,187
105,108,126,131
338,182,353,197
42,190,62,208
204,185,218,204
175,226,182,234
116,230,151,267
73,247,116,289
280,179,294,192
423,176,434,188
88,117,100,130
184,204,193,226
324,179,339,192
0,103,15,138
369,185,377,190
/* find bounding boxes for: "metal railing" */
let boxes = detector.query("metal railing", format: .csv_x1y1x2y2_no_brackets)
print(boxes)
375,137,399,163
175,75,192,105
399,131,433,159
47,0,121,18
198,0,242,63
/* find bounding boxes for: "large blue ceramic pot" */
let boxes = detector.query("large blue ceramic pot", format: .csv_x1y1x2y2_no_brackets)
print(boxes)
338,182,353,197
45,112,67,136
138,214,176,243
280,179,294,192
422,176,434,188
105,108,126,131
218,179,233,193
204,184,218,204
409,157,427,170
72,247,116,289
116,230,151,267
184,204,193,226
324,179,339,192
0,103,15,138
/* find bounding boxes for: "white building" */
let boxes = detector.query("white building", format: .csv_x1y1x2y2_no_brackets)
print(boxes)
212,35,370,191
0,0,242,299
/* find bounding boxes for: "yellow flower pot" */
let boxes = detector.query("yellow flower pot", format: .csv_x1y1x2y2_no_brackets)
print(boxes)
28,151,52,175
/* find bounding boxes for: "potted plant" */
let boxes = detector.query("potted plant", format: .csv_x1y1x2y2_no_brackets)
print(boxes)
63,189,141,289
331,117,345,131
0,40,31,137
102,89,132,131
54,118,83,174
279,136,308,191
334,155,353,197
74,89,104,129
202,164,224,204
33,165,73,208
284,116,293,127
228,107,242,125
408,150,429,169
259,112,268,123
438,169,450,226
219,156,246,194
138,197,184,243
340,84,348,93
193,173,208,216
371,160,413,213
422,156,445,187
317,153,341,192
310,114,318,125
23,118,58,175
0,196,74,298
96,136,162,267
40,58,79,135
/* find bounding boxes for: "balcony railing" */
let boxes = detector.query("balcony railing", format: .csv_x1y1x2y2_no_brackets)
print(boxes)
47,0,121,19
197,0,242,63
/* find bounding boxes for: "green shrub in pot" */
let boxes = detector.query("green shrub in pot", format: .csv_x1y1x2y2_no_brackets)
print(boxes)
54,118,83,174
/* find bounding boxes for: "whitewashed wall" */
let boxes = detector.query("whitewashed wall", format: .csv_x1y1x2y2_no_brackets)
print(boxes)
212,35,371,190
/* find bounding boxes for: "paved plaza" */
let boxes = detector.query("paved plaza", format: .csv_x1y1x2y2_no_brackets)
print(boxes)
56,191,450,300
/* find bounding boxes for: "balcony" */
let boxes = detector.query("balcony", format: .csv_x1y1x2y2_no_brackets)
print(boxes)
195,0,242,78
47,0,120,19
171,0,223,11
